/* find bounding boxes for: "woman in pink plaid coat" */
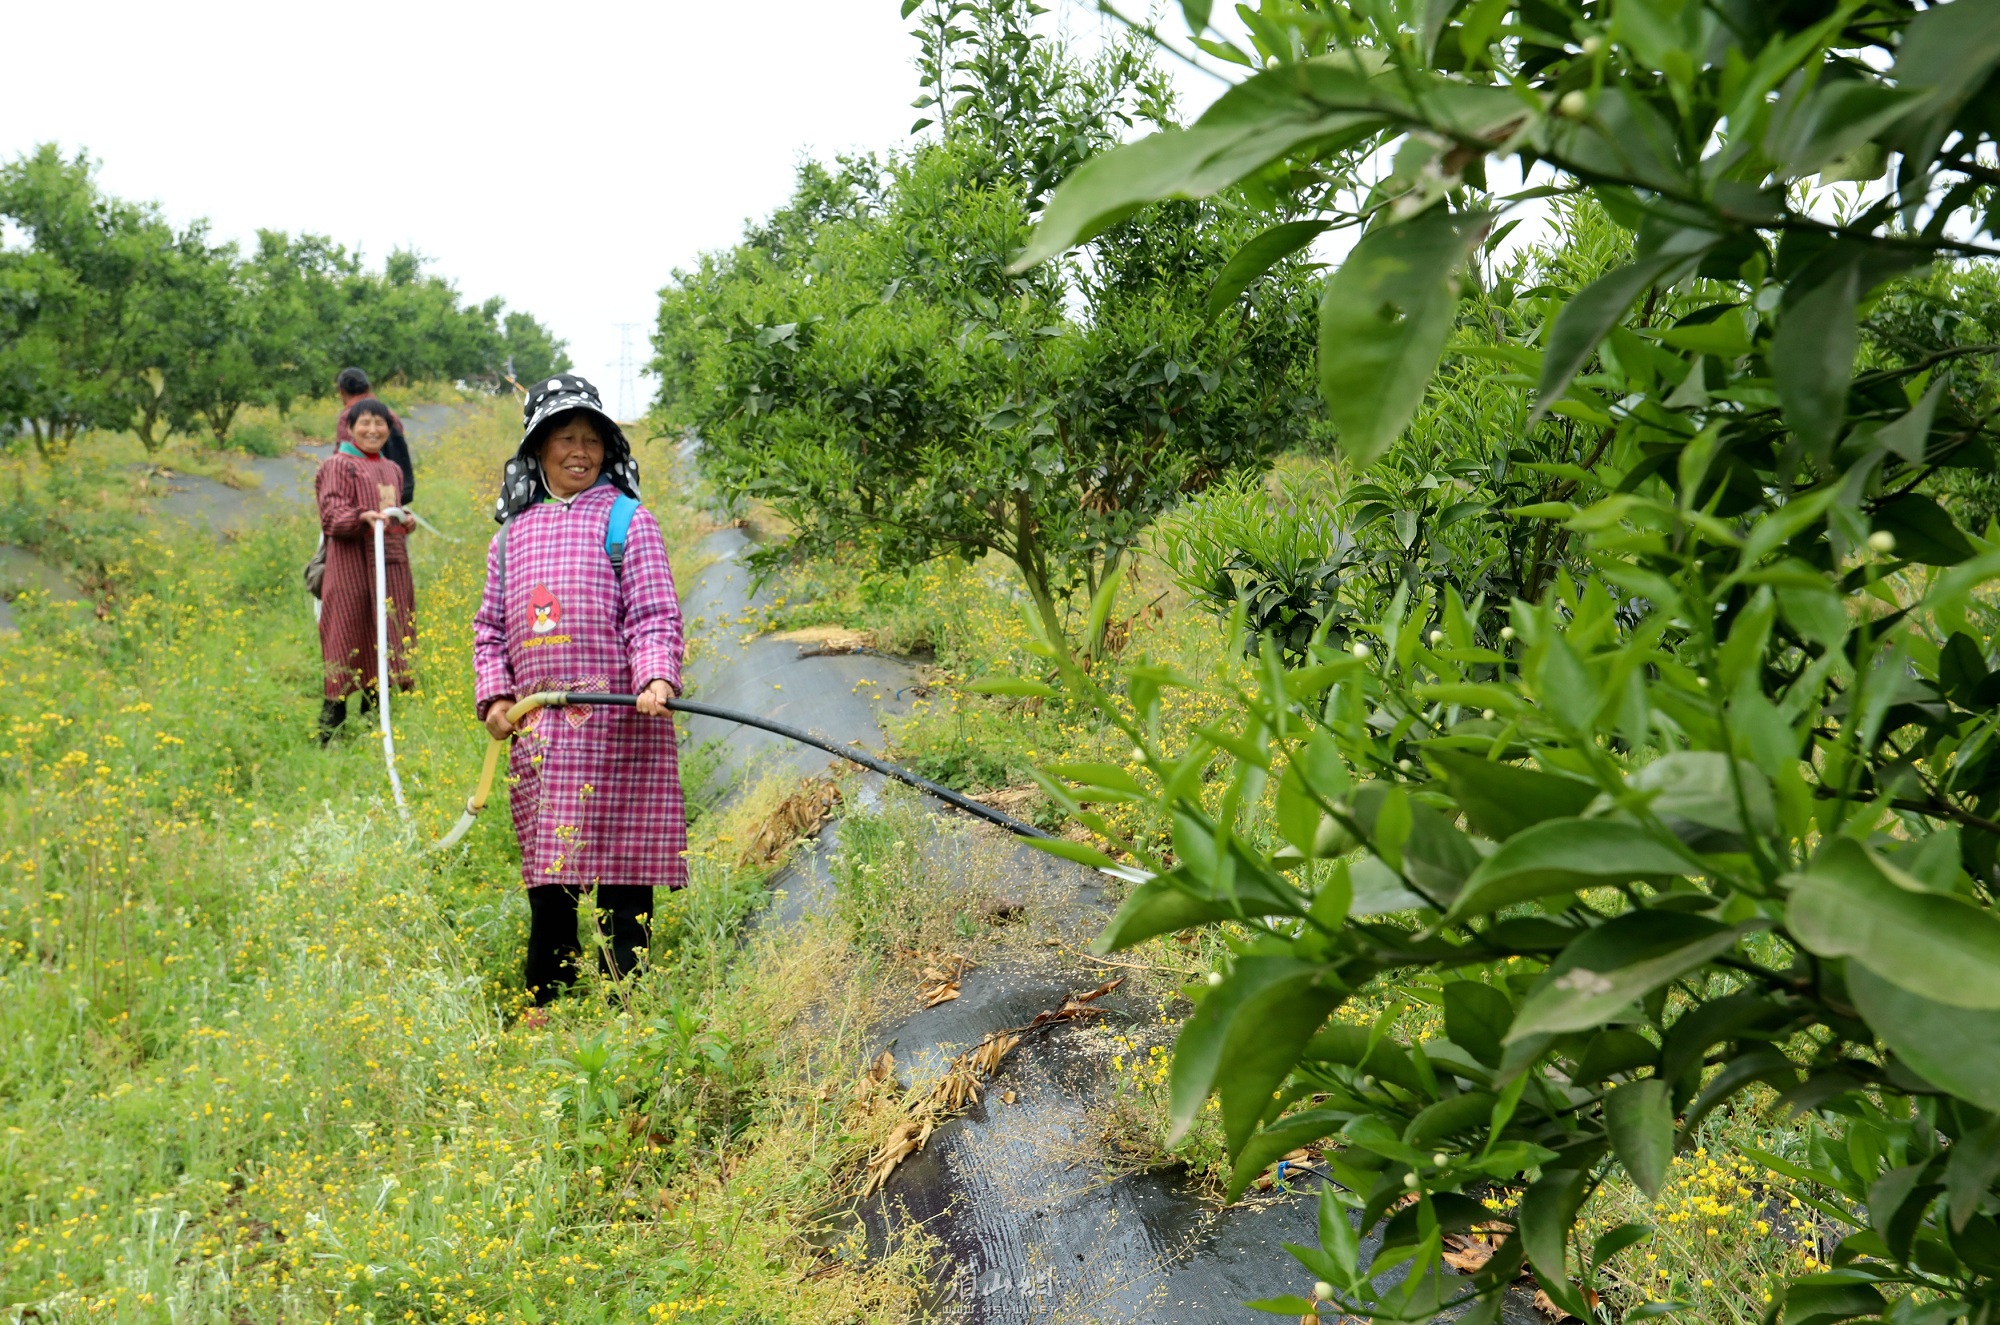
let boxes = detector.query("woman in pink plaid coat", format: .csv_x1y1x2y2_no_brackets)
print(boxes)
472,375,685,1006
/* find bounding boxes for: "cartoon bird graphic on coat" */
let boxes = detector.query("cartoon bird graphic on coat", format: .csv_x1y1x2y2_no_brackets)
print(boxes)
530,585,563,635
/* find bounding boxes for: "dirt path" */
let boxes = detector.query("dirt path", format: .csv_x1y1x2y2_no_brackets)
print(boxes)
0,546,83,634
669,532,1545,1323
677,524,920,792
140,401,476,536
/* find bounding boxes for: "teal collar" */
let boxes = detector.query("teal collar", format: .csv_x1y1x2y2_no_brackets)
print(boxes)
338,442,366,458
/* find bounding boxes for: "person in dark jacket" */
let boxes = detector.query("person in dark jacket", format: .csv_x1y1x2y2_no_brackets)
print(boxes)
334,368,414,505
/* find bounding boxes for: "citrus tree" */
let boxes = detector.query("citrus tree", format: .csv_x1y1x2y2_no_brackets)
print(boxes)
653,0,1328,654
1011,1,2000,1320
0,145,566,453
0,146,166,458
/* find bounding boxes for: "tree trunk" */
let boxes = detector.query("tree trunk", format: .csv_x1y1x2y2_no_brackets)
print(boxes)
32,418,72,462
1013,552,1069,654
134,401,168,454
1007,490,1071,653
204,403,240,449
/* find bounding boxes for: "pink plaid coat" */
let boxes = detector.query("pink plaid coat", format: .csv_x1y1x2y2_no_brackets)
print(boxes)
471,483,686,891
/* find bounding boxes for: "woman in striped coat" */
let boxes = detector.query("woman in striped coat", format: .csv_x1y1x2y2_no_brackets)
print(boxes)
315,399,416,742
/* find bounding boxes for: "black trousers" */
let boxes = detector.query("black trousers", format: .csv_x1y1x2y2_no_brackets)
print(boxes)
524,884,654,1006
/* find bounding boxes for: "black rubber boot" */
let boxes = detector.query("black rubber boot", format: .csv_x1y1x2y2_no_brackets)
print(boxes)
357,685,379,718
317,697,347,745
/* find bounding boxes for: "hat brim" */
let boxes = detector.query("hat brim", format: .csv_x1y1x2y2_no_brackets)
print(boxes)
523,399,627,451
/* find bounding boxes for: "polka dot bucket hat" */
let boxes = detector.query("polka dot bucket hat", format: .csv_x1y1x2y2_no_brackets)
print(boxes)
492,374,641,524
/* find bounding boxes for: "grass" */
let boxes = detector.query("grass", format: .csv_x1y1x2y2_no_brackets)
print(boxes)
0,392,1860,1323
0,399,938,1322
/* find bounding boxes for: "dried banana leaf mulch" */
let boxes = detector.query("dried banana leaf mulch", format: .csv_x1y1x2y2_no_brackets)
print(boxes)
738,774,842,869
857,978,1124,1197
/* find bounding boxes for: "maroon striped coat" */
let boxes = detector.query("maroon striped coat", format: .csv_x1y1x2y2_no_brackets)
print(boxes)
315,450,416,701
471,482,686,891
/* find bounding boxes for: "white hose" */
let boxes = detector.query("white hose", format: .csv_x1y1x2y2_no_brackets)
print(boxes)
374,510,410,820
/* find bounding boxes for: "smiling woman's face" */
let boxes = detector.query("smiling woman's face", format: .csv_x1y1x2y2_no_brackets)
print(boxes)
351,411,390,454
539,418,605,498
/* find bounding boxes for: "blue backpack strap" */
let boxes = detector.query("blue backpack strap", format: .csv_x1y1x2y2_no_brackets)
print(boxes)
604,493,641,577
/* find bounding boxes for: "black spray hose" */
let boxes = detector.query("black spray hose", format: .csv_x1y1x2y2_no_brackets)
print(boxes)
655,695,1053,840
427,690,1052,853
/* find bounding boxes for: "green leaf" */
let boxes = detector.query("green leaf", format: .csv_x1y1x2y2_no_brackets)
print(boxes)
1419,0,1465,62
1917,546,2000,617
1447,819,1690,920
1442,981,1513,1069
1624,751,1777,852
1660,993,1788,1085
1509,915,1755,1040
1084,561,1127,657
1319,208,1490,464
1045,762,1145,796
1519,1167,1591,1318
1536,634,1602,733
1215,961,1345,1155
1714,587,1776,697
1308,859,1353,928
1014,111,1376,271
1093,865,1303,952
1228,1107,1348,1200
1867,1163,1936,1264
1572,1029,1660,1083
1169,956,1334,1145
1684,1048,1799,1133
1783,1276,1885,1325
1534,246,1706,425
1873,493,1976,567
1244,1296,1318,1315
1318,1182,1362,1284
1379,1191,1494,1251
1877,378,1945,465
1777,585,1849,648
1771,257,1860,459
1603,1079,1674,1198
1591,1221,1653,1271
1191,35,1255,66
1206,219,1333,318
1351,854,1427,916
1276,759,1333,856
1019,835,1122,872
1427,748,1599,840
963,675,1055,696
1653,308,1751,358
1892,0,2000,164
1765,79,1921,181
1303,1022,1423,1094
1402,801,1480,905
1946,1121,2000,1232
1405,1091,1498,1149
1738,1145,1841,1189
1179,0,1213,32
1848,964,2000,1112
1787,838,2000,1010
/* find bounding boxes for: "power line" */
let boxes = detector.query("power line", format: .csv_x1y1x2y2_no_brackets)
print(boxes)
614,322,645,422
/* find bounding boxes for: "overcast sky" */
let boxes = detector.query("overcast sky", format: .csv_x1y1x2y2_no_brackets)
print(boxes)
4,1,1240,419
